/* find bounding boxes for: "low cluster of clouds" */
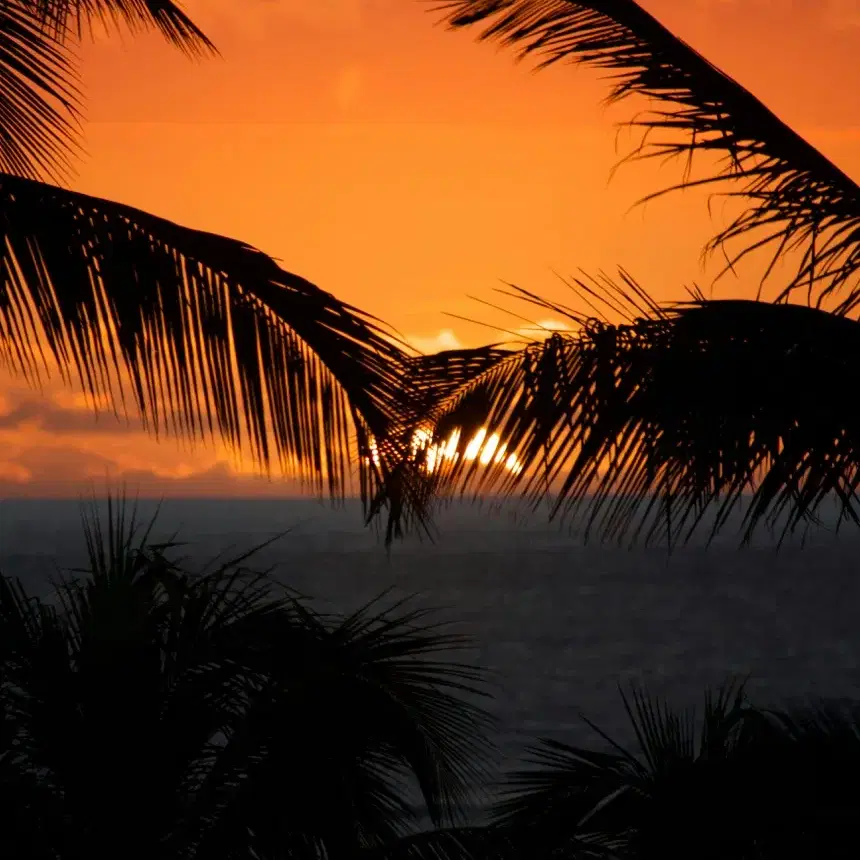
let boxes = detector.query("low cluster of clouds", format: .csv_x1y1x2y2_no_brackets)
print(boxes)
404,318,572,355
0,376,303,498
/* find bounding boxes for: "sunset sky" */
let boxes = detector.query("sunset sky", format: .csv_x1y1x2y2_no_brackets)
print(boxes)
0,0,858,497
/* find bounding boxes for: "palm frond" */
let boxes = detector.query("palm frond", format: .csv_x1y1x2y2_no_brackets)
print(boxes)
0,751,61,860
326,595,497,826
760,699,860,846
436,0,860,312
0,0,213,185
24,0,215,57
1,499,496,857
361,345,514,544
493,684,860,859
398,272,860,545
0,2,81,182
492,736,633,858
0,498,306,858
399,345,514,427
492,681,757,859
192,596,496,857
0,172,423,534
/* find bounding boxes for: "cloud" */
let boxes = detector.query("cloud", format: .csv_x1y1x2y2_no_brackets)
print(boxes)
404,319,573,355
0,375,340,498
515,318,572,340
0,395,141,435
0,461,30,483
405,329,463,355
8,445,118,484
108,462,305,497
0,448,305,498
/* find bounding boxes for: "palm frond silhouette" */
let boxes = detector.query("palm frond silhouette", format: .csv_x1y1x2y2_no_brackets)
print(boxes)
400,273,860,545
0,497,495,859
490,682,860,859
0,0,426,537
0,1,81,182
437,0,860,311
26,0,215,55
388,0,860,544
1,0,214,183
1,174,414,502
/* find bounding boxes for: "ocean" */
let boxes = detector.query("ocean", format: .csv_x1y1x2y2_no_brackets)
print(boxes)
2,496,860,780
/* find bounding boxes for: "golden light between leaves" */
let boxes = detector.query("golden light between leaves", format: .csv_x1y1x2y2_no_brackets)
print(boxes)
368,427,524,475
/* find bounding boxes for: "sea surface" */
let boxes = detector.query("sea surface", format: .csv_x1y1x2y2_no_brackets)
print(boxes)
2,496,860,786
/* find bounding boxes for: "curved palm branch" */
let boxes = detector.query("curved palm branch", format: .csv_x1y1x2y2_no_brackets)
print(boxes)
209,597,495,858
754,699,860,853
2,0,213,184
436,0,860,313
0,2,82,182
26,0,215,56
399,346,514,424
0,172,422,524
395,272,860,545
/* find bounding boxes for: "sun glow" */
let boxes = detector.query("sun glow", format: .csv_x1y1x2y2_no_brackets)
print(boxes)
367,427,523,476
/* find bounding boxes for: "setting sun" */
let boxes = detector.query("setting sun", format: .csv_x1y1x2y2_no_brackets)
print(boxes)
368,427,523,476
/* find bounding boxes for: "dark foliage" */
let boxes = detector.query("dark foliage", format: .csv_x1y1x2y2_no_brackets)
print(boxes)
0,498,495,859
1,0,213,184
26,0,216,56
393,273,860,545
372,0,860,545
0,173,421,515
0,1,81,182
494,681,860,859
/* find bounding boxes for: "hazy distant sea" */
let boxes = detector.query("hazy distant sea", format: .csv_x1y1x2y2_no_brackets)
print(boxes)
2,496,860,775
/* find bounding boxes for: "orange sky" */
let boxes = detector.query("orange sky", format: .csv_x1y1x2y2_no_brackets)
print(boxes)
0,0,858,497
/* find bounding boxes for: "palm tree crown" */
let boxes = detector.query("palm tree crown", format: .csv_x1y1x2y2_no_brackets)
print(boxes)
386,0,860,546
